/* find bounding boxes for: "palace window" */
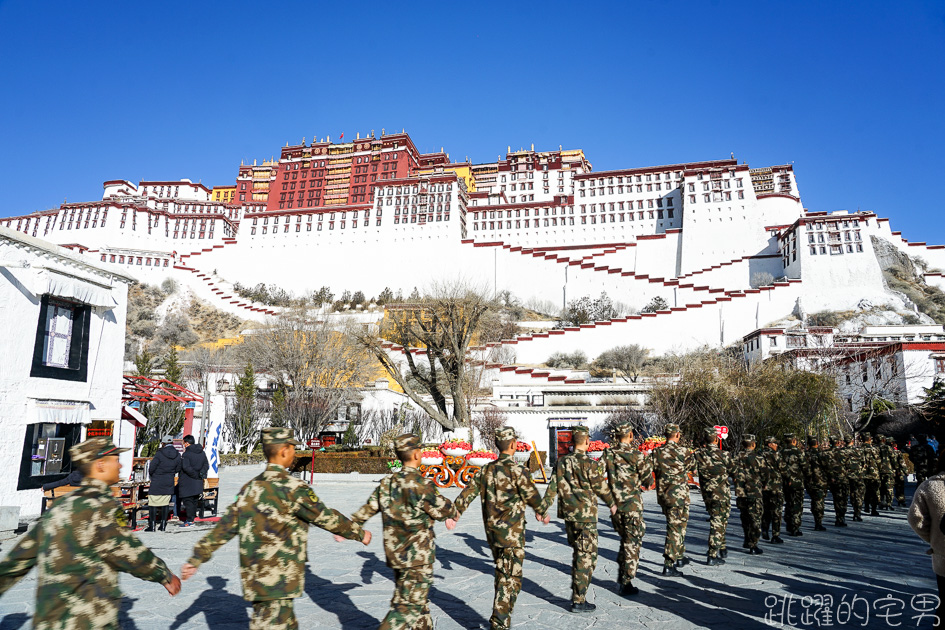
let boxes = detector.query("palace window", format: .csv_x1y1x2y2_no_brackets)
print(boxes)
31,296,92,382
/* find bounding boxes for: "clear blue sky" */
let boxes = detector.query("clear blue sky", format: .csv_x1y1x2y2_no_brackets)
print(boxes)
1,1,943,244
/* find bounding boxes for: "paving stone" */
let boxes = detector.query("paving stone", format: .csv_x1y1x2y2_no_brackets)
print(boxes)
0,465,936,629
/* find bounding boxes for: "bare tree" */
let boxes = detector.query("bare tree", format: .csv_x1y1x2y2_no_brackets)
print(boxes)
471,407,508,451
240,307,373,441
356,280,492,431
594,345,649,382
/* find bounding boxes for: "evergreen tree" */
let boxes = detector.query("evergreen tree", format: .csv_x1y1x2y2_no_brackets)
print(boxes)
163,346,182,384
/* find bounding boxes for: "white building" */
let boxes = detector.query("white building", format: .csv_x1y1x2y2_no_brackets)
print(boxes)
0,227,134,515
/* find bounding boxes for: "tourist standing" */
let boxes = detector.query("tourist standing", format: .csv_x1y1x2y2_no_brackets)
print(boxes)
601,422,653,592
178,434,209,526
147,435,181,531
652,424,694,575
0,438,181,626
350,433,457,629
182,427,370,630
692,427,734,565
453,427,549,629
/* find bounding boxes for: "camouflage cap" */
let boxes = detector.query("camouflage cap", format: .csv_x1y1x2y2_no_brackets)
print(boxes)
807,435,819,446
862,433,873,442
613,422,634,438
783,433,796,441
571,425,590,436
829,435,841,444
70,437,129,466
664,423,681,437
743,433,757,444
495,427,517,443
877,435,887,443
704,427,719,440
765,436,778,445
393,433,421,452
260,427,302,447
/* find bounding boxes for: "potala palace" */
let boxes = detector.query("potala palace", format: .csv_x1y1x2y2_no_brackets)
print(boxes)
4,130,944,360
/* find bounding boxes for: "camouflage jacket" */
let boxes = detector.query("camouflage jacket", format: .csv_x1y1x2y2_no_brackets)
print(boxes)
454,453,543,548
804,448,829,490
761,447,783,493
860,444,882,481
734,450,764,499
351,466,456,569
0,478,173,628
652,441,694,507
602,443,653,513
188,463,364,602
538,451,615,522
894,449,909,476
845,445,865,480
779,444,807,489
692,446,733,501
910,443,935,477
878,444,895,475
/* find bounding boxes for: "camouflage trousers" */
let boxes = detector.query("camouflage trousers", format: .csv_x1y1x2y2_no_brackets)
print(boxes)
489,546,525,630
848,479,865,517
379,565,434,630
565,521,598,604
895,475,906,505
611,509,645,582
829,482,848,522
880,474,894,508
660,503,689,562
736,496,763,547
251,599,297,630
702,497,730,557
808,488,826,524
783,484,805,533
864,480,880,513
761,490,783,537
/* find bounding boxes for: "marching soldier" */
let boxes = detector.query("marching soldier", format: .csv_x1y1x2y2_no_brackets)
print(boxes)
652,423,695,575
182,428,370,630
734,434,765,554
894,441,909,507
909,435,936,484
826,436,850,527
860,433,882,516
846,436,866,522
538,425,616,613
453,427,549,629
804,436,829,531
601,422,653,593
760,436,784,544
692,427,734,565
878,435,896,510
350,433,457,629
0,438,182,627
780,433,807,536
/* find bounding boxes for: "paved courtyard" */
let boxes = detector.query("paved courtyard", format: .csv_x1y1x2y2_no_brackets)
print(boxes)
0,465,938,629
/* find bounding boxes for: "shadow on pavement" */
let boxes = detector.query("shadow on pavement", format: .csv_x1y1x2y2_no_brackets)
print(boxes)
304,566,381,629
170,576,250,629
0,614,28,630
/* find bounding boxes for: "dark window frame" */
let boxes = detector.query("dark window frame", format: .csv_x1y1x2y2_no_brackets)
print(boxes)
17,422,82,490
30,295,92,382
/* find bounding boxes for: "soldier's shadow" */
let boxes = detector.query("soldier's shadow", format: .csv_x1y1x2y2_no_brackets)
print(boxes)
119,596,142,630
169,576,250,629
303,566,381,629
0,614,29,630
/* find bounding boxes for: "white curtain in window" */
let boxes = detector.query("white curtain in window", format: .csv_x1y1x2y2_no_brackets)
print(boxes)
32,399,91,425
45,270,117,309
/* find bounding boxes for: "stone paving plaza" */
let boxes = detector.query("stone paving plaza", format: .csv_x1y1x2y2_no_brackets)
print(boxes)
0,465,939,629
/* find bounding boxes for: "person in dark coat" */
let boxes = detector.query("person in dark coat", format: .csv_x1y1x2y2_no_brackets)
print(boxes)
147,436,181,531
41,469,83,493
178,435,209,526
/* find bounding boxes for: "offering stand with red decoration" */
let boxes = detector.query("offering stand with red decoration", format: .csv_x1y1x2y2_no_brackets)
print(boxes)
417,441,487,489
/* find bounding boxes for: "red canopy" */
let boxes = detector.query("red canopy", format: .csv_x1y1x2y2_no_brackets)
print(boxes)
122,375,203,404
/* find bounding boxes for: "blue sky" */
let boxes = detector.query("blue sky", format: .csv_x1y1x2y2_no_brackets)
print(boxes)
1,1,943,244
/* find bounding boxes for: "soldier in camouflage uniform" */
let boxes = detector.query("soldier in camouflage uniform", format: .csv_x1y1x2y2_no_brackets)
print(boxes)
351,433,457,629
826,436,850,527
894,441,909,507
538,425,615,613
182,428,370,630
734,435,765,554
878,435,896,510
601,422,653,592
804,436,829,531
692,427,734,565
454,427,549,628
652,423,695,575
0,438,182,628
910,435,936,484
860,433,881,516
780,433,807,536
760,436,785,544
846,436,866,522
